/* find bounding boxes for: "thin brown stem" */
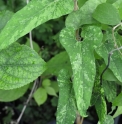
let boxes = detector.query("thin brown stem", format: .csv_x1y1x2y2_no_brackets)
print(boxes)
112,22,122,55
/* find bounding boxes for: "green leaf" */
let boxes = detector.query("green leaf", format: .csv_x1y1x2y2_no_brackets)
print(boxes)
66,0,106,29
98,115,114,124
56,69,76,124
60,26,103,116
50,81,59,93
106,0,117,4
42,79,51,87
92,3,121,25
25,38,40,53
0,84,29,102
112,92,122,106
96,42,122,83
0,42,46,90
0,10,13,32
118,2,122,19
45,87,57,96
99,64,119,81
0,0,74,50
78,0,88,8
102,81,117,102
33,87,47,106
95,88,107,124
113,106,122,118
113,0,122,9
43,51,72,76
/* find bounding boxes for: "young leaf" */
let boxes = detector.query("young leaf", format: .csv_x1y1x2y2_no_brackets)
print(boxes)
60,26,103,116
66,0,106,29
45,87,57,97
92,3,121,25
0,0,74,50
42,79,51,87
57,69,76,124
33,87,47,106
0,84,29,102
95,88,107,124
112,92,122,106
0,42,46,90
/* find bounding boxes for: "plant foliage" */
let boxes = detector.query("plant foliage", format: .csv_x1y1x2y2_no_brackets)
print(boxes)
0,0,122,123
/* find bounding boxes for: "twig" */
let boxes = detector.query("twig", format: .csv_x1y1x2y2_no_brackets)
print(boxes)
100,46,122,85
100,23,122,85
15,0,38,123
76,112,84,124
16,80,38,124
74,0,79,11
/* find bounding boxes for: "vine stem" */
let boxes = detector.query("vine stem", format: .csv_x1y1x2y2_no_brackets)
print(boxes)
100,23,122,85
15,0,38,123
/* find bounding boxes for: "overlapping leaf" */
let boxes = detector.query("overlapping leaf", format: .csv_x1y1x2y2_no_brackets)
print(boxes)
57,69,76,124
0,0,74,50
60,26,103,116
66,0,106,29
102,81,117,102
92,3,121,25
96,42,122,83
0,42,46,90
0,84,29,102
95,88,107,124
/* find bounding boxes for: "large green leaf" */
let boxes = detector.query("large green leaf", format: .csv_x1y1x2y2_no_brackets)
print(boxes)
56,69,76,124
92,3,121,25
95,88,107,124
60,26,103,116
66,0,106,29
0,43,46,90
0,84,29,102
0,0,74,50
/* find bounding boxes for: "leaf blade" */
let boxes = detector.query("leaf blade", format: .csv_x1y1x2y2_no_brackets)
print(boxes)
0,43,46,90
0,0,73,50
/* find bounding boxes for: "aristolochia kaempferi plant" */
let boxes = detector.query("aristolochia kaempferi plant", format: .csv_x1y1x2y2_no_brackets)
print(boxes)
0,0,122,124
